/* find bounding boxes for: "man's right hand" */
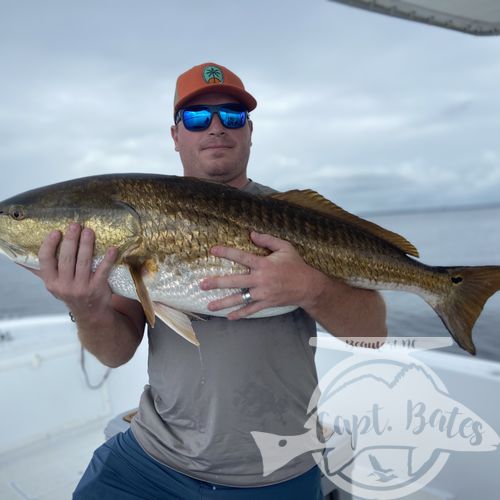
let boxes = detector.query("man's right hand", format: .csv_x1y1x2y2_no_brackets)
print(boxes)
30,223,145,368
35,223,118,321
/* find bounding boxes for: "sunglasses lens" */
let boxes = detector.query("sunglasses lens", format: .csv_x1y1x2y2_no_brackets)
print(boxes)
179,104,248,131
219,108,247,129
182,109,212,131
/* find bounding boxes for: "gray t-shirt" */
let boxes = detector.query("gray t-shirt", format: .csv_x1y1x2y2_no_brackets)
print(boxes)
131,181,319,486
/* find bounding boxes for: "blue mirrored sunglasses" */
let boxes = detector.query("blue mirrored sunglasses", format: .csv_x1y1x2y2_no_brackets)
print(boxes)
175,103,248,131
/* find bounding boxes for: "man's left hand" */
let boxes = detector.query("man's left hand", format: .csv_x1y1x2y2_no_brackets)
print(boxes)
200,231,323,320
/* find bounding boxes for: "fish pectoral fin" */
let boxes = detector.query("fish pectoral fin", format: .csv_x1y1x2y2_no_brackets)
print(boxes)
270,189,419,257
153,302,200,347
127,263,156,328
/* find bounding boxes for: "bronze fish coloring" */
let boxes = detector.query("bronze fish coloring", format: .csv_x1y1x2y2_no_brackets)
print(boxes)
1,173,499,354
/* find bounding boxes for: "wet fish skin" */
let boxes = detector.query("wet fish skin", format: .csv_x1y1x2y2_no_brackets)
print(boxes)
1,173,500,354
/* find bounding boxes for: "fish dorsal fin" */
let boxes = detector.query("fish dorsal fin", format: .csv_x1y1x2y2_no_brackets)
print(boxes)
269,189,419,257
127,262,156,327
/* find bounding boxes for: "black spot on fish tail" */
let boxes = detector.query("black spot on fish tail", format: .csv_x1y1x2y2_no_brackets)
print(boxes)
432,266,500,355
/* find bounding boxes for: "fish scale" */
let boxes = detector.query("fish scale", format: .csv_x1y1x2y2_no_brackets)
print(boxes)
1,173,500,352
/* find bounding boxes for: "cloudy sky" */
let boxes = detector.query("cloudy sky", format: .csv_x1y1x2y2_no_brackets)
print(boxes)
1,0,500,213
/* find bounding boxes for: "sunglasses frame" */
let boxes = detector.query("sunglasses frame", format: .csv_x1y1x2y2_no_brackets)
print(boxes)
175,103,249,131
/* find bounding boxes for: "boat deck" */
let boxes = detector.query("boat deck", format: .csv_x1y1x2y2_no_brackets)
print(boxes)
0,416,457,500
0,419,105,500
1,316,499,499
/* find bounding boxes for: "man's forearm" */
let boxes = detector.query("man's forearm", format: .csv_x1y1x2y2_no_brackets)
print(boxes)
72,298,145,368
302,271,387,339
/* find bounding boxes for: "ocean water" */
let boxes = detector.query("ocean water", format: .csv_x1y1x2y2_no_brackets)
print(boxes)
0,205,499,361
371,205,500,362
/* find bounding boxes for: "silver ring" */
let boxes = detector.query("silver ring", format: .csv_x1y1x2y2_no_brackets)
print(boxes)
241,288,253,305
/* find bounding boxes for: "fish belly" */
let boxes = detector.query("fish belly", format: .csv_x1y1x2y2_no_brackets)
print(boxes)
106,258,297,318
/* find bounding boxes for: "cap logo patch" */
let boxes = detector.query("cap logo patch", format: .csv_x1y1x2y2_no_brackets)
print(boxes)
203,65,224,85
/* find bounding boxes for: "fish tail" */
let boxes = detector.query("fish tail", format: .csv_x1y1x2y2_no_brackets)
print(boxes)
432,266,500,355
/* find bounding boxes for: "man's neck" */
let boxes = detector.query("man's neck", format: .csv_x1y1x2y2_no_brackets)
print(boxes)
227,176,250,189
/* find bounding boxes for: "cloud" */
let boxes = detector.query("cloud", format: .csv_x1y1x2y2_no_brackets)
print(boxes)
0,0,500,212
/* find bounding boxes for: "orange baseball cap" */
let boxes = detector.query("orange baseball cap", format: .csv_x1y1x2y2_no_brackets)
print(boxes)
173,62,257,116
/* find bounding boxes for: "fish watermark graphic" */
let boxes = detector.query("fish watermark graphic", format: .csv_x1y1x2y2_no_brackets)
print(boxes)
251,337,500,499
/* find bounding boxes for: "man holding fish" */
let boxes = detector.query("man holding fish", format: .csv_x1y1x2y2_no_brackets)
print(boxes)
36,63,387,498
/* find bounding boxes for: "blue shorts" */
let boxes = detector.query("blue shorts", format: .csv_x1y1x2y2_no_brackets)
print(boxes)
73,429,323,499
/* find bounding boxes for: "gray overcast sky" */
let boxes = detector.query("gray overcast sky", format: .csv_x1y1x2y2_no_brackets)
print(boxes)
1,0,500,212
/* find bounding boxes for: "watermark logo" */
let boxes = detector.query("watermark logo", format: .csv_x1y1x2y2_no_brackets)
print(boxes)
251,337,500,499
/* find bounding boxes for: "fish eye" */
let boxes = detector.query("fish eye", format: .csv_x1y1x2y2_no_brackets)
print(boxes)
10,206,26,221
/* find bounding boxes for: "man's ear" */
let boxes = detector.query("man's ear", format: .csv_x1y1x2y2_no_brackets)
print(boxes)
171,125,179,152
248,119,253,147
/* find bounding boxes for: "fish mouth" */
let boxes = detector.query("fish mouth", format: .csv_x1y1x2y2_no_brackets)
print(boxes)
0,239,22,260
0,240,38,269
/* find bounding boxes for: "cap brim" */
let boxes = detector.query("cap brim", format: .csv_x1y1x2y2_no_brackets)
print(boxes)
174,84,257,115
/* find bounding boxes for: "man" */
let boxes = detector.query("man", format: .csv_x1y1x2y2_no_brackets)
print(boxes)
37,62,387,499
